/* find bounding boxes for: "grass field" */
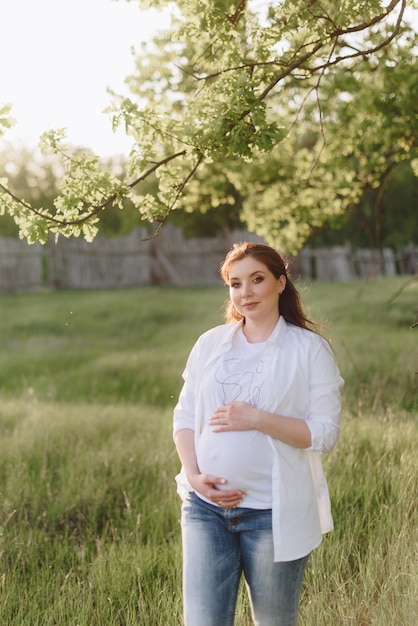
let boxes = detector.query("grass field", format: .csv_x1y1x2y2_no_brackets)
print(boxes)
0,277,417,625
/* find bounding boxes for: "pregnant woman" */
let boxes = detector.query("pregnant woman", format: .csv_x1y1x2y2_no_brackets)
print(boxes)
173,242,344,626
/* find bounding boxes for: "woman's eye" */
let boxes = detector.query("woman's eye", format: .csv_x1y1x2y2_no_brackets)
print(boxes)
253,275,263,283
230,282,240,288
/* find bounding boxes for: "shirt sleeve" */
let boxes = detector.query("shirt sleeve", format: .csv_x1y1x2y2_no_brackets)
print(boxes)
305,337,344,454
172,339,199,438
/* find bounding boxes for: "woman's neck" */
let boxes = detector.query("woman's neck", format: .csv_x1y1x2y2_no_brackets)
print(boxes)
242,316,279,343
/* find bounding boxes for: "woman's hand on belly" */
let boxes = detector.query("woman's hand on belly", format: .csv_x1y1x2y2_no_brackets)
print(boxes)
209,401,311,448
188,471,245,509
209,401,258,432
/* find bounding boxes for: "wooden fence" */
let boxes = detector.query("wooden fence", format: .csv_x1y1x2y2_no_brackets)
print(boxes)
0,227,417,292
0,238,44,292
291,245,418,282
47,229,153,290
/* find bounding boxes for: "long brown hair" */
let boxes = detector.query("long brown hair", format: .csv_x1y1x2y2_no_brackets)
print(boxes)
220,242,317,330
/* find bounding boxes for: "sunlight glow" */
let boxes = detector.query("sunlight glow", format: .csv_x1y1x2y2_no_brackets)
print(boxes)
1,0,172,156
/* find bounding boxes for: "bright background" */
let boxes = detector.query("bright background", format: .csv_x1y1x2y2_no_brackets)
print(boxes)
1,1,416,157
1,0,171,155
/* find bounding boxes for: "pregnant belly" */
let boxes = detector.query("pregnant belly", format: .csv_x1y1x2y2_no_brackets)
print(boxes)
196,426,273,493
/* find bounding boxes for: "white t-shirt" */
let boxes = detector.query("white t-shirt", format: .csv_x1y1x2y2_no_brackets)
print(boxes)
196,327,274,508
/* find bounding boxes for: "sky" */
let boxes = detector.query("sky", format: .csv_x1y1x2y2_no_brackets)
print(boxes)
1,1,417,158
1,0,172,156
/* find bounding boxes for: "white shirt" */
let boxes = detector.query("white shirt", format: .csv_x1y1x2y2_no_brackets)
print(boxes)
173,317,344,561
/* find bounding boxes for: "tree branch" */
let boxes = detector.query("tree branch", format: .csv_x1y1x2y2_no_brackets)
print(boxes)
227,0,247,27
1,149,187,227
306,0,406,73
143,152,204,240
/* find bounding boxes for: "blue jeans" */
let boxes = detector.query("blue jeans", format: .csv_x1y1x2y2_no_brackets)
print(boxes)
181,492,309,626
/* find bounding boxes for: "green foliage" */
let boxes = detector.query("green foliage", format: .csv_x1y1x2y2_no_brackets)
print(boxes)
0,1,415,247
237,24,418,251
306,160,418,249
0,144,152,241
0,103,15,136
0,145,62,237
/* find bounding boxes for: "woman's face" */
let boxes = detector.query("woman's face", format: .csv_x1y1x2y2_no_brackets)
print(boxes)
228,256,286,324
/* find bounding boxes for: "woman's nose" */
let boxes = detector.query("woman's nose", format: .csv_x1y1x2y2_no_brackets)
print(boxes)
242,281,253,296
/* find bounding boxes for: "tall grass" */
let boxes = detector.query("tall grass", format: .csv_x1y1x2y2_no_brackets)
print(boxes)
0,277,417,624
0,401,182,625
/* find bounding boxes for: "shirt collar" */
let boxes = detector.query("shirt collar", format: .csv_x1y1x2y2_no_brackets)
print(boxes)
266,315,288,346
229,316,288,347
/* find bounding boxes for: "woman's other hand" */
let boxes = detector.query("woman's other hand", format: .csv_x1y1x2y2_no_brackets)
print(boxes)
188,472,244,508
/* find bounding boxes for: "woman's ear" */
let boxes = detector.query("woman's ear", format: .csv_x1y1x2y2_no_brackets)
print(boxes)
278,274,287,294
